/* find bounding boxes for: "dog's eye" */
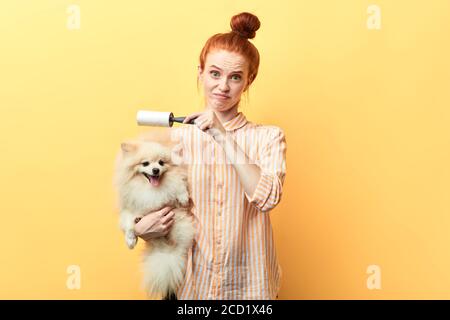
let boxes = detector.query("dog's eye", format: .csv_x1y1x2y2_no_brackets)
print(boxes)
158,160,164,166
142,161,150,167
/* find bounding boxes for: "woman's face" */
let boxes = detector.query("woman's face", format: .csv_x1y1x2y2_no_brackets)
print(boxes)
198,50,249,112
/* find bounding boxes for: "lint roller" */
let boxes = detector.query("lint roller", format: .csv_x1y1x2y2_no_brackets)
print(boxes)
136,110,196,127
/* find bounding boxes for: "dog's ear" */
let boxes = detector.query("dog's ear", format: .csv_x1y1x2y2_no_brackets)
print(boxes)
121,141,138,153
170,143,184,165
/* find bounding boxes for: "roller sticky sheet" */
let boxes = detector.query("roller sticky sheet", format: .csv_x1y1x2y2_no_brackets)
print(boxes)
136,110,195,127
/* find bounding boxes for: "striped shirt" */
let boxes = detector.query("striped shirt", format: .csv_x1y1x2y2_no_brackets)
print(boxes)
170,111,287,299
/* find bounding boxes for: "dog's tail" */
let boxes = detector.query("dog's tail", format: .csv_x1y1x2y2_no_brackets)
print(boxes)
142,211,195,299
142,246,186,299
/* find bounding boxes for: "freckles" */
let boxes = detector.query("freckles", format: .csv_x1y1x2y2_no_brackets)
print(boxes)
232,83,245,93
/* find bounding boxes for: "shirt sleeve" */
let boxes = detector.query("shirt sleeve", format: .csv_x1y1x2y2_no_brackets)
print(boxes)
245,127,287,212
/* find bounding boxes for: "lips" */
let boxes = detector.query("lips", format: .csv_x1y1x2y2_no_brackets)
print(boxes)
143,172,161,187
213,93,230,100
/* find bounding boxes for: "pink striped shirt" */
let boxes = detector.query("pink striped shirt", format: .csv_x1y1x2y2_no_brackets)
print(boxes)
170,111,287,299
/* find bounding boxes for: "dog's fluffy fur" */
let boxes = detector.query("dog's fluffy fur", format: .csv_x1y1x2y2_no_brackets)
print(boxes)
113,130,195,299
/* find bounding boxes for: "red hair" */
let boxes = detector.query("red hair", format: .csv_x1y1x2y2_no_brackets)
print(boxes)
198,12,261,91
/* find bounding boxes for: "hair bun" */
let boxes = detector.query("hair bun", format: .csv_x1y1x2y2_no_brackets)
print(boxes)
230,12,260,39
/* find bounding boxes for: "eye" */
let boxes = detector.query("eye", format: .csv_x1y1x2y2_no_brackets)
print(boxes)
158,160,164,166
142,161,149,167
231,74,241,81
210,70,220,78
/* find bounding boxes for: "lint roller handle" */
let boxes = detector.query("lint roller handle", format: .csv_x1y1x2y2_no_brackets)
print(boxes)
170,114,196,125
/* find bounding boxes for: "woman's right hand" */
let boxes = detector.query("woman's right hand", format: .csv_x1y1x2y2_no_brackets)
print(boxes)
134,206,175,241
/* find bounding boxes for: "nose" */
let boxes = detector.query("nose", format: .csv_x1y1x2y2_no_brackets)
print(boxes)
152,168,160,175
218,78,230,92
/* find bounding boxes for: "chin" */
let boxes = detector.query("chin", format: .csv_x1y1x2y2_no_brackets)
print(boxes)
209,99,235,111
114,136,196,299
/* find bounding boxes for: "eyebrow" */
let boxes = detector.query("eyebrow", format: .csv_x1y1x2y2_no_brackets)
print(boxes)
209,65,243,74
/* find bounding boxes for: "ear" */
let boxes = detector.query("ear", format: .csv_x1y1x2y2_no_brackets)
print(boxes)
244,75,254,92
121,141,138,153
170,143,184,165
197,65,203,80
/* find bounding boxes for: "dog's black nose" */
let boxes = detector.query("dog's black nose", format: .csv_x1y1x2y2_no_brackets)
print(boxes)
152,168,160,175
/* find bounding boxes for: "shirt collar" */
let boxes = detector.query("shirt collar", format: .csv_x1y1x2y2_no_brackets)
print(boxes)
222,112,248,131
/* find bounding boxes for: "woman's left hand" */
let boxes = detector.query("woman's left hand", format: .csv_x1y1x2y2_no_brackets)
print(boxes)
183,109,226,138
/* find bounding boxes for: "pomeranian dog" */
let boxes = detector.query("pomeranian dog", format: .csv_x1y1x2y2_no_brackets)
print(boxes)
113,131,195,299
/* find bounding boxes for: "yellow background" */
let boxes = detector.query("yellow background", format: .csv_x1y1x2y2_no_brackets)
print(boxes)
1,0,449,299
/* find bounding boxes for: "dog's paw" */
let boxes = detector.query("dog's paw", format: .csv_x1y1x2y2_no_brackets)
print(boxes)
126,231,138,249
178,194,190,207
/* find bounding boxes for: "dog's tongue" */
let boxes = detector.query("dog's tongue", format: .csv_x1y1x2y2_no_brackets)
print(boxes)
150,175,160,187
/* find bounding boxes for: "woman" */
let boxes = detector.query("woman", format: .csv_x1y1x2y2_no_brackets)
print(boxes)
134,12,287,300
